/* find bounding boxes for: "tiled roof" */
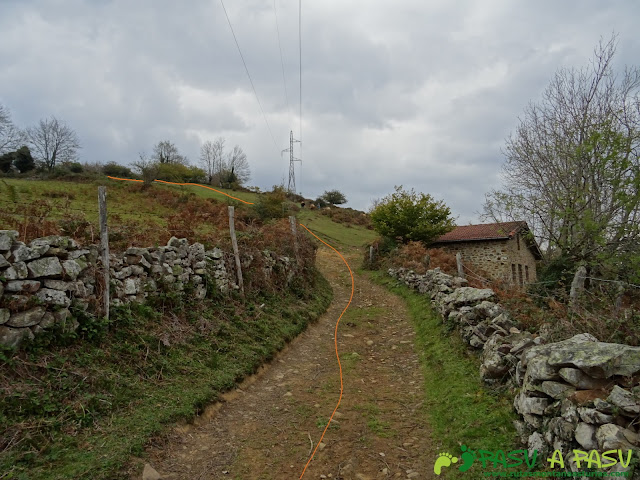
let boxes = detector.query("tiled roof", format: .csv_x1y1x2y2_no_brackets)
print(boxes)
434,221,527,243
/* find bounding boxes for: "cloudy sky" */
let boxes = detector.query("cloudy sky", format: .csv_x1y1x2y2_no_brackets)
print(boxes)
1,1,639,222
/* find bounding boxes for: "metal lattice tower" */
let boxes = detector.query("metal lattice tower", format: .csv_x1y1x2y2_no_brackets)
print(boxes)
282,130,301,194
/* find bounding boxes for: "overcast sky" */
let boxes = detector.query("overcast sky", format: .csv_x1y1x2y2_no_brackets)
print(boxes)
1,1,639,222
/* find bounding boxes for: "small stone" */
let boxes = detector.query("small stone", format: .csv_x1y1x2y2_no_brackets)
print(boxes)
5,280,41,293
575,423,597,450
27,257,63,278
6,307,45,327
0,325,33,348
0,230,18,251
606,385,640,416
284,391,293,397
318,442,326,451
366,340,374,346
142,463,162,480
35,288,71,307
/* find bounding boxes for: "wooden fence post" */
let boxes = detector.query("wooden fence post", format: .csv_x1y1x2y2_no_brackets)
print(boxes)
569,265,587,309
289,216,299,258
369,245,374,264
228,206,245,297
98,186,109,320
456,252,465,279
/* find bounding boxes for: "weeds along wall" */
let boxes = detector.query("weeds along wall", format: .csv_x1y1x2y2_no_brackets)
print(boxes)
389,267,640,476
0,228,311,350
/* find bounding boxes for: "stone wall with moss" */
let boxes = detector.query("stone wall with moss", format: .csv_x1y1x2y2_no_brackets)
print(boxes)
0,230,298,349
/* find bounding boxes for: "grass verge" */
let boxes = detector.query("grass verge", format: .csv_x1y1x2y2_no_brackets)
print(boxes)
369,271,518,478
0,272,332,480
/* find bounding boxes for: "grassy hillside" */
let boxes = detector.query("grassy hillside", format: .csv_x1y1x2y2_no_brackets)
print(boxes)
0,178,377,249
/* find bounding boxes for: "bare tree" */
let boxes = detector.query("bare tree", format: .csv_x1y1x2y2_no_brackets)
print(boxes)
200,137,225,184
483,34,640,278
224,144,250,186
152,140,187,165
26,116,80,170
0,105,25,154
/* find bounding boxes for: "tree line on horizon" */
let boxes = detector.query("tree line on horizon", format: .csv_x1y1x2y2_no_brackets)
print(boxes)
0,107,251,187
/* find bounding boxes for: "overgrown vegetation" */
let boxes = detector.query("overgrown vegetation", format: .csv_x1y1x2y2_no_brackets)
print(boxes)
0,270,332,480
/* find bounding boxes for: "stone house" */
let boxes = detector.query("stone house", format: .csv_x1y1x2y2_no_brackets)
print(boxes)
430,221,543,286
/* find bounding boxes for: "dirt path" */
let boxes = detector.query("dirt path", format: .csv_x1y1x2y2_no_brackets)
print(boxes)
141,247,435,480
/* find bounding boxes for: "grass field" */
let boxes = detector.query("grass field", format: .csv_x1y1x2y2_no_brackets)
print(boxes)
0,177,377,249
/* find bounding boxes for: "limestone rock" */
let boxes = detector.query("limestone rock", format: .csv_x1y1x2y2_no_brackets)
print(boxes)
6,307,45,327
607,385,640,416
62,258,87,280
0,230,18,251
548,417,575,441
595,424,639,451
574,422,597,450
0,308,9,325
0,326,33,348
442,287,497,309
527,432,547,459
30,236,77,249
4,262,28,280
9,244,41,262
0,253,9,268
577,407,614,424
27,257,63,278
547,341,640,379
540,381,576,400
524,356,560,384
5,280,41,293
36,288,71,307
515,392,549,415
558,367,612,389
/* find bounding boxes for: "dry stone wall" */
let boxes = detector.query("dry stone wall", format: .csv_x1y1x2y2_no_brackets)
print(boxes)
0,230,298,350
389,267,639,476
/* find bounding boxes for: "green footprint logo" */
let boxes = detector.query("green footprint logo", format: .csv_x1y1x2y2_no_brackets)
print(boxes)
458,445,476,472
433,452,458,475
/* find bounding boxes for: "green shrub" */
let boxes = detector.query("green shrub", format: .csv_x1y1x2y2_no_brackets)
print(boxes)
370,185,455,243
253,185,289,221
102,161,134,178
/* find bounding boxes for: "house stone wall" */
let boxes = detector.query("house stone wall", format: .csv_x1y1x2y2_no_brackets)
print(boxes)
435,234,538,285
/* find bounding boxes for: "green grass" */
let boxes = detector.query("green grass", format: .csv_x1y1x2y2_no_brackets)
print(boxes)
369,272,518,478
296,209,377,248
0,272,332,480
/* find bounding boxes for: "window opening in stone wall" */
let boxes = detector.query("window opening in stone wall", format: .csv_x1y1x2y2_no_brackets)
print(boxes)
525,265,529,283
517,234,520,250
512,264,516,283
518,264,523,286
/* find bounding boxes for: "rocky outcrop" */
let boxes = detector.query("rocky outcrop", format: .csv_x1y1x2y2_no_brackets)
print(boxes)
0,231,300,349
388,267,639,475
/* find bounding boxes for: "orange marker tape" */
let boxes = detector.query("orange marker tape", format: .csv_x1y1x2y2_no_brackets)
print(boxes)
106,176,254,204
298,223,354,479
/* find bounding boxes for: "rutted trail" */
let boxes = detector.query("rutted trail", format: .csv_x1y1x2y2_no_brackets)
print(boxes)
138,247,435,480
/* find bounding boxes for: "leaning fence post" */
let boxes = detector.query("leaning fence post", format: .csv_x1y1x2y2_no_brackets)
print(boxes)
98,186,110,320
456,252,465,279
228,206,245,297
369,245,374,264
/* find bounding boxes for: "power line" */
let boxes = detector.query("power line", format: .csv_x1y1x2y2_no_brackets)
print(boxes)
273,0,291,125
219,0,279,152
298,0,302,156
